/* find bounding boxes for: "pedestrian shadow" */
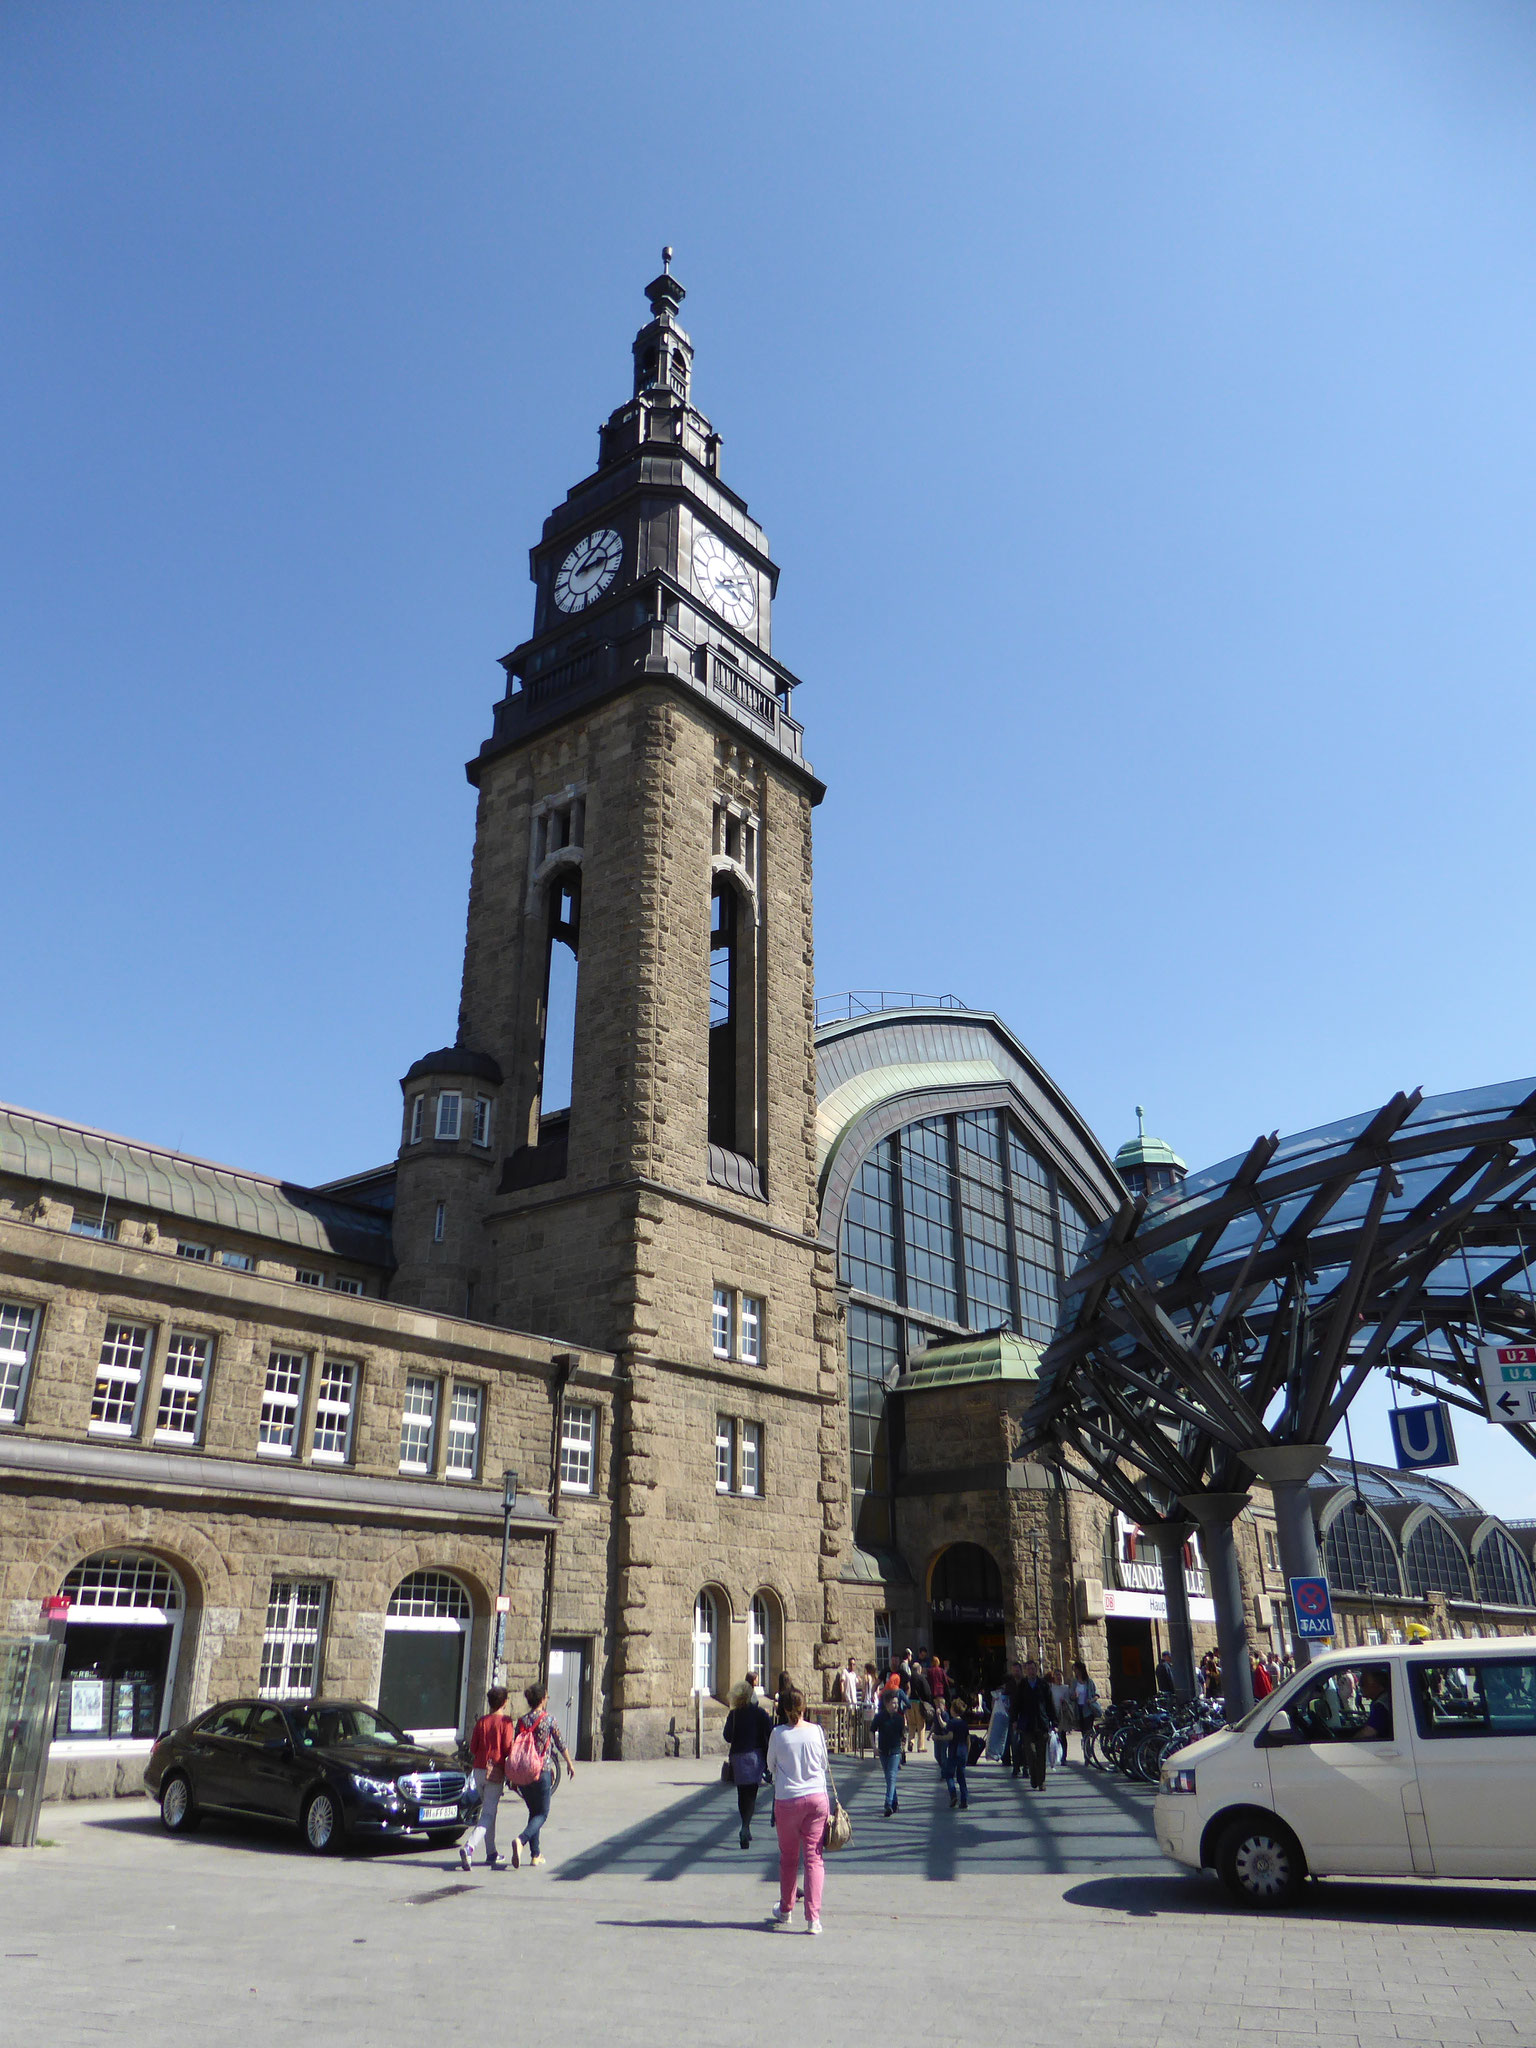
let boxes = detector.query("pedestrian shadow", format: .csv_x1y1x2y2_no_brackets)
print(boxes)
1062,1873,1536,1929
596,1917,775,1933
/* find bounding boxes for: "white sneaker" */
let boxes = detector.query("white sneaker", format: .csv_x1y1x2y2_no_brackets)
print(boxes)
458,1845,472,1871
771,1907,792,1929
807,1918,823,1936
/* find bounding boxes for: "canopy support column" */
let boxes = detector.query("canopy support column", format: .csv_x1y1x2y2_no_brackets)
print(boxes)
1180,1492,1254,1721
1241,1444,1331,1670
1140,1518,1198,1702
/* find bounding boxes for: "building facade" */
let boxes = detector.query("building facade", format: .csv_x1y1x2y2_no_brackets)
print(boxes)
4,268,1534,1797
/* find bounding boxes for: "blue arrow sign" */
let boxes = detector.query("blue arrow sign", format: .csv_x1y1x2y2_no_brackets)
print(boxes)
1389,1400,1458,1471
1290,1575,1335,1640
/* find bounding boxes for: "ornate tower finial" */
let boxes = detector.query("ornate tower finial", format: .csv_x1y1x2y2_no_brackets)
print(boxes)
662,244,673,273
1136,1104,1146,1137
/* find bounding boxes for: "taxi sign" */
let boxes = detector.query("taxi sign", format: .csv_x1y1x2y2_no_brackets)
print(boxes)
1289,1575,1335,1640
1477,1342,1536,1427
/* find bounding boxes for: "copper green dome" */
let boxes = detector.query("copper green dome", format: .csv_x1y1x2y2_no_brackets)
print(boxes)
1113,1105,1186,1175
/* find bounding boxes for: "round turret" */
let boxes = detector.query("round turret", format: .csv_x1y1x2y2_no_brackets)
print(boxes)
1113,1105,1187,1201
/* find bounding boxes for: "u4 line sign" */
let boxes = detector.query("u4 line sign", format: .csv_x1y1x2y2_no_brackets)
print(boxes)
1477,1343,1536,1426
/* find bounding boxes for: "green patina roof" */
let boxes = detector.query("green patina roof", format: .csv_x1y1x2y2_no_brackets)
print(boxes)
900,1329,1042,1390
1113,1106,1186,1174
816,1059,1000,1181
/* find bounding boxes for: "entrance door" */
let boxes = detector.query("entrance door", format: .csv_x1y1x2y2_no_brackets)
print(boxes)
1106,1618,1155,1703
379,1572,472,1742
548,1639,588,1761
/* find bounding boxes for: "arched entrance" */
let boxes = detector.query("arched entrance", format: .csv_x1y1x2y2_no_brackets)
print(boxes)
54,1552,185,1745
928,1543,1006,1694
378,1571,473,1742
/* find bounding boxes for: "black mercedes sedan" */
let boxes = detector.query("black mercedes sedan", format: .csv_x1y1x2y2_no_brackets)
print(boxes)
143,1698,480,1853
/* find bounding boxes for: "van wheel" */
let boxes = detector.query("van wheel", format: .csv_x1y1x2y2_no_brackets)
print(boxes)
159,1773,200,1835
1216,1816,1305,1908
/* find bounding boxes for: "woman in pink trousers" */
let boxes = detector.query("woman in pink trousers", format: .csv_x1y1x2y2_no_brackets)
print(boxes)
764,1686,831,1935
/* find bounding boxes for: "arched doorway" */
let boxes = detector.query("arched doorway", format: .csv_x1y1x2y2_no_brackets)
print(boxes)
54,1552,185,1745
378,1571,473,1742
928,1543,1006,1694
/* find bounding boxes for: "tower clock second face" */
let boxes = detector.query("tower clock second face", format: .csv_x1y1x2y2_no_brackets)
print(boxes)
553,528,623,612
692,530,757,629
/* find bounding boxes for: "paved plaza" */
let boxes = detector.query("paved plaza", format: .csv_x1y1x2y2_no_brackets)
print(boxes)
5,1757,1534,2047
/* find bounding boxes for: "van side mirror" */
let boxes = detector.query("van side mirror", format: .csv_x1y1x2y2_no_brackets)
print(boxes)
1258,1709,1292,1745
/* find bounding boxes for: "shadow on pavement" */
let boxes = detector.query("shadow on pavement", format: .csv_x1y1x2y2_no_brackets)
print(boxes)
1063,1872,1536,1929
597,1917,776,1933
73,1803,451,1865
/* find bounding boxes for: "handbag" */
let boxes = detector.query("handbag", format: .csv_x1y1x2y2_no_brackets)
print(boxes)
731,1749,765,1788
720,1757,735,1785
822,1753,853,1853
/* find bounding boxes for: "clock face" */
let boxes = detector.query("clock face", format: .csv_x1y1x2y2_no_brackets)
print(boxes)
553,528,623,613
692,530,757,630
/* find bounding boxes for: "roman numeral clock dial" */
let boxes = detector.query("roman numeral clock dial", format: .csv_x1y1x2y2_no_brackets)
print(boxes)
553,527,623,612
692,530,757,630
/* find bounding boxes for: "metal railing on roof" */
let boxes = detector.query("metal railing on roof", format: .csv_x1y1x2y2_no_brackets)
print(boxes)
815,991,967,1028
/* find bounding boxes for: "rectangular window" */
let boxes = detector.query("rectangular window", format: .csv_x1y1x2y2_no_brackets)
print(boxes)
70,1213,118,1242
1411,1658,1536,1739
154,1332,212,1443
0,1300,40,1424
176,1240,211,1263
310,1358,357,1463
332,1276,363,1296
740,1420,762,1496
1264,1530,1279,1572
739,1296,762,1365
712,1287,732,1359
472,1096,493,1147
399,1375,439,1473
259,1349,308,1456
408,1095,424,1144
445,1381,482,1479
435,1092,461,1141
220,1250,252,1271
560,1402,596,1494
259,1579,327,1700
433,1203,446,1244
295,1268,323,1288
89,1321,151,1435
715,1416,733,1493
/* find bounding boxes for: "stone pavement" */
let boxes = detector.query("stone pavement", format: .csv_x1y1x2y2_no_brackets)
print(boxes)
4,1755,1534,2048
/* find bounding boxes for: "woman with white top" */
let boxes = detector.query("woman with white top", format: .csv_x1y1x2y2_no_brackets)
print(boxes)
764,1686,831,1936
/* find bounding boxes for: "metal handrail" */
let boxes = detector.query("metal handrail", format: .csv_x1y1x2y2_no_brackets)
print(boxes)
815,991,967,1028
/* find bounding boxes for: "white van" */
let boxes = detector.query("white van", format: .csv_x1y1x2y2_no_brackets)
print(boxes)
1154,1637,1536,1906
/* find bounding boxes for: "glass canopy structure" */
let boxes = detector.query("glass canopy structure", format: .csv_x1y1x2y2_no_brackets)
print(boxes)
1019,1077,1536,1714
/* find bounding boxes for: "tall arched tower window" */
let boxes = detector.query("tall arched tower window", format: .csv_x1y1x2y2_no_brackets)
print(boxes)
542,873,580,1118
709,880,746,1154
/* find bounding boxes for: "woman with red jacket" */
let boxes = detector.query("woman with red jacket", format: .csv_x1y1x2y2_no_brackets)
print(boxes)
460,1686,517,1870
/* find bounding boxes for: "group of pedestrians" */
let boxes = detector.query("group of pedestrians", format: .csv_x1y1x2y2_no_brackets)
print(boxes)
459,1681,577,1872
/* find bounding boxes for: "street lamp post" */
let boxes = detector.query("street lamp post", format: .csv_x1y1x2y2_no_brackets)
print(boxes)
494,1468,518,1681
1030,1528,1042,1662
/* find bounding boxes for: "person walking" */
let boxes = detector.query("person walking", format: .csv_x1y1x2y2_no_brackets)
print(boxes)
1069,1660,1100,1764
934,1694,971,1810
459,1685,515,1869
1251,1655,1274,1700
509,1680,576,1869
838,1657,863,1754
1155,1649,1176,1698
774,1668,795,1724
723,1676,773,1849
906,1650,933,1755
1009,1657,1056,1791
765,1686,832,1935
871,1674,908,1815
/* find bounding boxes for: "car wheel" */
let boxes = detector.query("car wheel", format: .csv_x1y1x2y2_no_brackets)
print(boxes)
1216,1815,1305,1908
302,1788,344,1854
159,1773,200,1835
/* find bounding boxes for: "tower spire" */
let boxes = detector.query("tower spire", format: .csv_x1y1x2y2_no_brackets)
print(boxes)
634,251,691,400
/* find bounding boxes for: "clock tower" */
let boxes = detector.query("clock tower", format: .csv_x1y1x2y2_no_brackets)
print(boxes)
391,257,847,1753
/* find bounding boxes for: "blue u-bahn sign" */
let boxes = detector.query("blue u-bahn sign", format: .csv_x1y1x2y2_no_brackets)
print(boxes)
1388,1400,1458,1471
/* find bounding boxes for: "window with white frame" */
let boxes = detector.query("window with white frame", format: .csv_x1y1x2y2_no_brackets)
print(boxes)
408,1095,424,1144
176,1241,211,1263
875,1609,892,1678
90,1322,151,1435
310,1358,357,1463
220,1250,252,1271
154,1332,212,1443
749,1592,772,1683
295,1268,323,1288
332,1276,363,1296
560,1402,596,1493
259,1349,308,1456
692,1589,717,1695
739,1296,762,1366
472,1096,493,1147
740,1420,762,1497
435,1092,462,1141
715,1416,733,1493
399,1375,439,1473
70,1212,118,1241
445,1382,482,1479
259,1579,327,1699
0,1300,40,1424
712,1287,732,1359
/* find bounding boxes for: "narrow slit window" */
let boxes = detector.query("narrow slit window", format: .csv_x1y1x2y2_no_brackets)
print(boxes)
708,881,737,1151
408,1095,424,1144
541,875,580,1117
715,1416,733,1493
740,1421,762,1497
712,1287,732,1359
472,1096,493,1147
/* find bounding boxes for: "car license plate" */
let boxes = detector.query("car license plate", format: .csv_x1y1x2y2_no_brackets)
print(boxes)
419,1804,457,1824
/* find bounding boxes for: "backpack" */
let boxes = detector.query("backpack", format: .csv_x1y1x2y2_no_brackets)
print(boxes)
505,1715,546,1787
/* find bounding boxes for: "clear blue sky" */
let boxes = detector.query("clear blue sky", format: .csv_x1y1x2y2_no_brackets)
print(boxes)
5,3,1535,1511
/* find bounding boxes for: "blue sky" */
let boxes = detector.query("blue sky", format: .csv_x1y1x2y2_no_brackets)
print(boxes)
5,3,1535,1511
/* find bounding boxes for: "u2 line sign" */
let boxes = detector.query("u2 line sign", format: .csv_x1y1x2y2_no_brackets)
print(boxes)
1477,1343,1536,1426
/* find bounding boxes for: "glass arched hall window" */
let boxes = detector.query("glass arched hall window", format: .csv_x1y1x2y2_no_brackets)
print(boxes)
1475,1528,1536,1609
1402,1517,1473,1601
1323,1507,1403,1597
